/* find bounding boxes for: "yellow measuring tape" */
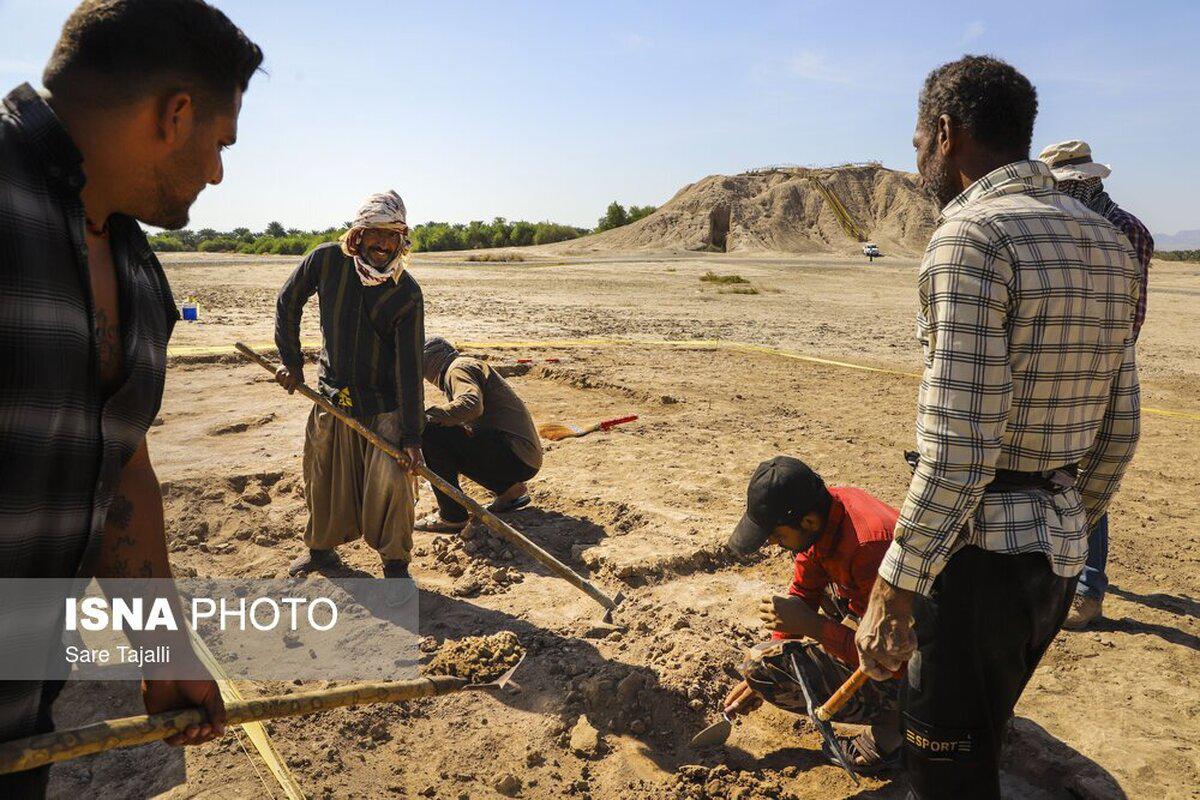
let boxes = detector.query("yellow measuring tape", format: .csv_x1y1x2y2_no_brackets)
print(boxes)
188,630,306,799
168,337,1200,422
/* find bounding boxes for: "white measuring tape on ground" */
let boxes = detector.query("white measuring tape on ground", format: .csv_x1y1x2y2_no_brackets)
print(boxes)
169,337,1200,423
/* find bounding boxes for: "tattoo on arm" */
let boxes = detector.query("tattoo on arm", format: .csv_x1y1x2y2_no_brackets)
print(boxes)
108,493,134,529
94,308,122,378
105,494,154,577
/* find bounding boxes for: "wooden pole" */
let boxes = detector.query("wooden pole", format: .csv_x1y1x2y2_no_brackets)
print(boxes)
234,343,622,615
815,666,869,722
0,675,466,776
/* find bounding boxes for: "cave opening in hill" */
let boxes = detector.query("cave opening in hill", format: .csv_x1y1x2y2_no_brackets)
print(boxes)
708,204,730,251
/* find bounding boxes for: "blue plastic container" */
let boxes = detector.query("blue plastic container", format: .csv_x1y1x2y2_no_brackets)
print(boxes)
181,302,198,322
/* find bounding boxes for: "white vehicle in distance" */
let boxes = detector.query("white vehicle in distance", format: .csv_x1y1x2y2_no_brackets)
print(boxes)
862,242,881,260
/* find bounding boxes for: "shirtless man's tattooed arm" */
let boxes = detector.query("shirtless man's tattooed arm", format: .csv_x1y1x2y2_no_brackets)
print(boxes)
95,439,227,745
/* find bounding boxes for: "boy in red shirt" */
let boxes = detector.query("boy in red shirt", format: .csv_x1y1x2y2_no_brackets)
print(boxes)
722,456,903,772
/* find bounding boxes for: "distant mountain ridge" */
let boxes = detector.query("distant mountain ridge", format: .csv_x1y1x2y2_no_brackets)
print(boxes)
1154,229,1200,250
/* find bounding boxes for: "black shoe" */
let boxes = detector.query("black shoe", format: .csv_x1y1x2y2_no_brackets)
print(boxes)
382,560,411,580
288,548,342,576
382,560,416,606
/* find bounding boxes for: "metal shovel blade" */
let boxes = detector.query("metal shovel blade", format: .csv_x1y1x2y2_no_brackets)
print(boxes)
690,714,733,747
466,652,527,690
790,654,860,786
601,590,626,625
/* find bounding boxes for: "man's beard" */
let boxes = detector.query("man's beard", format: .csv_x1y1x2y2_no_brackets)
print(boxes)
138,152,203,230
920,148,960,208
363,247,398,269
144,197,191,231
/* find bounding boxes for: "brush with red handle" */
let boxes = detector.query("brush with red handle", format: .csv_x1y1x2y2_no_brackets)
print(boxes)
537,414,638,441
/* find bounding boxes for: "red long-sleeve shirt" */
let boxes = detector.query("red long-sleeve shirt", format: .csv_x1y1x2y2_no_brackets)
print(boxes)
775,486,898,666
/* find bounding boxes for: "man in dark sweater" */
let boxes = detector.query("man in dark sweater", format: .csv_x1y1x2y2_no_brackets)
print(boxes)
416,338,543,532
275,191,424,579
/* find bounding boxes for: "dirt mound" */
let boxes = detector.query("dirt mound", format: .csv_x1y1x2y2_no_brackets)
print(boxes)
564,163,938,256
423,631,525,683
418,527,527,596
659,764,806,800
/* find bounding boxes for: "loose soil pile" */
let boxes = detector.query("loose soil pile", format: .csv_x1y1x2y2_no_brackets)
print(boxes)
563,164,938,255
419,527,527,597
424,632,525,684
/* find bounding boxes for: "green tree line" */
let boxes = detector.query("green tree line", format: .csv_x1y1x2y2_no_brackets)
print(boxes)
1154,249,1200,262
595,201,656,232
146,201,657,255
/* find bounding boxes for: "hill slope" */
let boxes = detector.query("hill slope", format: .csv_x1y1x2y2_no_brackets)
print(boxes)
564,163,939,256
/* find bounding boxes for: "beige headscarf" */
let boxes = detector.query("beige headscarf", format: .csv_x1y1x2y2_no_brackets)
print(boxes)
339,190,412,286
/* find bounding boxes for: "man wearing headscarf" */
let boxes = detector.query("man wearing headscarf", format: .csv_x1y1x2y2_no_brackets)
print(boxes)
1039,141,1155,630
275,190,424,579
416,337,543,532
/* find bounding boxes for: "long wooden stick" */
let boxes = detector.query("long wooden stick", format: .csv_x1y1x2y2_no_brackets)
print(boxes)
0,675,467,776
235,342,622,615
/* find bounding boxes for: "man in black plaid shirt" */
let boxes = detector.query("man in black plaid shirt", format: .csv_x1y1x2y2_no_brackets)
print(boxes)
854,57,1140,799
0,2,261,795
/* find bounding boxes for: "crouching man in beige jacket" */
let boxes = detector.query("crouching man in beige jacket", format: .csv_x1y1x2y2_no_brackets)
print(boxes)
416,338,543,532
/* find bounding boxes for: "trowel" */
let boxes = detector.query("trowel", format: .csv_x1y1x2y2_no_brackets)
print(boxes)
689,711,734,747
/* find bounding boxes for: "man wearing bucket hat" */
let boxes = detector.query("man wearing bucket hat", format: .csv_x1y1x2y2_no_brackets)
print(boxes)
1039,140,1155,630
275,190,425,580
721,457,905,773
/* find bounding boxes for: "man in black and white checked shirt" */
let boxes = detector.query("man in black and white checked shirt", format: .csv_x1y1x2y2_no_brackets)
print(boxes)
854,56,1140,799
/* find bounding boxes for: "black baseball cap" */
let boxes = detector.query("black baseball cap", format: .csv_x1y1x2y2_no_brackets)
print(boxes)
728,456,827,555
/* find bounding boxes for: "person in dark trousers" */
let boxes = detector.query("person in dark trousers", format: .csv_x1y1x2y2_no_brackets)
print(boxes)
416,338,543,532
275,191,425,580
1038,139,1156,631
0,0,263,795
723,457,904,773
854,56,1140,799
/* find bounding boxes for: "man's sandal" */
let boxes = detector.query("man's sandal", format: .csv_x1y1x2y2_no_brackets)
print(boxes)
414,513,468,533
486,494,531,514
821,731,902,776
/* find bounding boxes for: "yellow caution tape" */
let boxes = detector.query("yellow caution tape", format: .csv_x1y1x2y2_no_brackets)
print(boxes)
188,629,306,800
170,337,1200,422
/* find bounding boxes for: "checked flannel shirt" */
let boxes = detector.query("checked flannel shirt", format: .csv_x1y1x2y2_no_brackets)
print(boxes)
878,160,1141,597
1090,193,1154,338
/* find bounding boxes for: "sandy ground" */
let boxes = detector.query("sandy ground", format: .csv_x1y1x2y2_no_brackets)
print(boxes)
45,251,1200,800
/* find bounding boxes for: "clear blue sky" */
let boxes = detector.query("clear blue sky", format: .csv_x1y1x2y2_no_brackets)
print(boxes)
2,0,1197,234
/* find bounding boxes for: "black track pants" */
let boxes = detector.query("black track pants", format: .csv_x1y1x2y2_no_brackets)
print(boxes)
901,546,1075,800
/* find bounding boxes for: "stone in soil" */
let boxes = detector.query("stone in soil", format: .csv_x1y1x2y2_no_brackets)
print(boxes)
568,716,601,757
429,533,525,596
494,773,522,796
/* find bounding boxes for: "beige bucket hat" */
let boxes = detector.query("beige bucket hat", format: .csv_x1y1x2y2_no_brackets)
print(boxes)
1038,140,1112,182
